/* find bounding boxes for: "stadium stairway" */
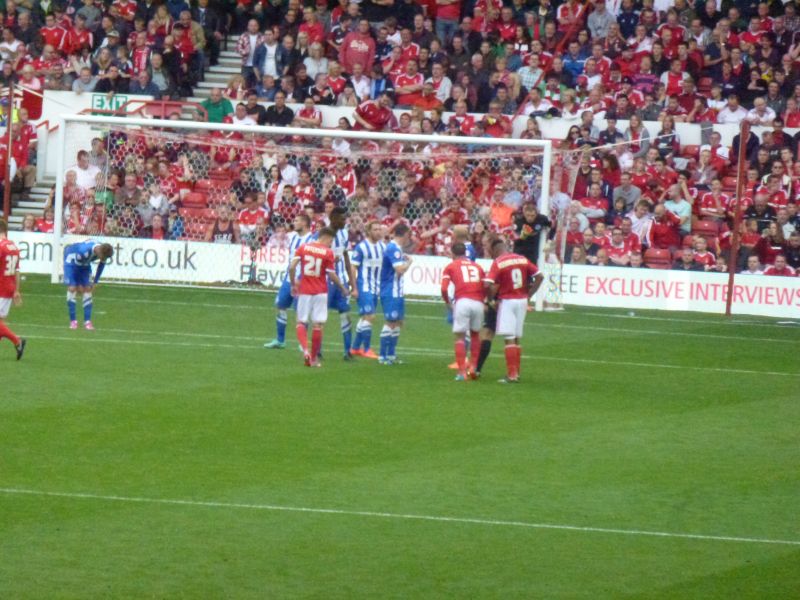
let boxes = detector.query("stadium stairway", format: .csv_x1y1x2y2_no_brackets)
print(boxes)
188,40,242,103
6,182,52,229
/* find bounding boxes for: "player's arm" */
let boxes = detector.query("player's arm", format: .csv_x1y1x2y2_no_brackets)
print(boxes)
393,254,413,275
13,264,22,306
352,109,374,130
327,269,349,296
288,255,301,291
528,271,544,297
440,271,452,305
343,249,356,294
93,261,106,284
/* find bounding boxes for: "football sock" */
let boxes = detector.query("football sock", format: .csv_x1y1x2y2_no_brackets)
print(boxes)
454,339,467,375
513,345,522,379
389,327,400,357
296,323,308,353
354,318,369,351
82,292,93,322
276,309,288,343
311,327,322,360
0,322,20,346
504,345,516,379
476,339,492,372
362,322,373,351
470,332,481,369
340,313,352,354
379,324,391,358
66,290,77,322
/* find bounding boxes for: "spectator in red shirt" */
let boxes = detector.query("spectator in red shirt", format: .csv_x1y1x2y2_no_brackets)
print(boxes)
647,204,682,250
340,19,376,75
352,91,394,131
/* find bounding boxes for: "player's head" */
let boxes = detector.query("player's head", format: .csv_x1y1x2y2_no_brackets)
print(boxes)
293,213,311,233
393,223,411,244
452,224,469,243
329,206,347,230
94,243,114,262
451,242,467,258
316,227,336,246
0,219,7,238
366,220,382,242
490,238,506,258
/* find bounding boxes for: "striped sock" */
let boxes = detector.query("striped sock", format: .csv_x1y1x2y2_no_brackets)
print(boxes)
276,309,288,343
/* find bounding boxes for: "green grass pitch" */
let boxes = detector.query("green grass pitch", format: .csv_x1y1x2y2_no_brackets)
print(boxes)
2,275,799,598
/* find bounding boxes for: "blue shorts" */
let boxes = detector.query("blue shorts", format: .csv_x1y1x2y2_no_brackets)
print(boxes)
381,295,405,322
64,263,92,287
275,279,295,310
357,292,378,316
328,282,350,313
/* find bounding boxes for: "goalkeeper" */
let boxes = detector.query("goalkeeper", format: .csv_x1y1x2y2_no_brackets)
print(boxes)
63,241,114,330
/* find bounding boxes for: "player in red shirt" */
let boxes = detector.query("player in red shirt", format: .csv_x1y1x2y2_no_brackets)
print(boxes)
352,92,394,131
485,239,543,383
0,220,26,360
289,228,349,367
441,243,486,381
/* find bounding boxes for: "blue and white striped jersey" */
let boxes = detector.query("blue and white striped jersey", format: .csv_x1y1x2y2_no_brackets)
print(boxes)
284,230,314,281
64,240,102,266
465,241,477,262
351,239,384,295
331,227,350,285
380,241,406,298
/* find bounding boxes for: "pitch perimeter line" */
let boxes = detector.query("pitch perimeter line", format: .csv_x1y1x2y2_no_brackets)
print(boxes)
14,332,800,378
0,487,797,547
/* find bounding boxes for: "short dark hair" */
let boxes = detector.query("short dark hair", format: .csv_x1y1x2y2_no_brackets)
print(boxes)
451,242,466,257
394,223,410,237
330,206,347,218
317,227,335,239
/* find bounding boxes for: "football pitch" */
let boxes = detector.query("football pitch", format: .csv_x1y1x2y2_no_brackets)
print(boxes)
2,275,799,598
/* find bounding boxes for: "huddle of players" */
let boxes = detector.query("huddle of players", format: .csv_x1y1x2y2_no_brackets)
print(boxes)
264,208,413,366
265,209,544,382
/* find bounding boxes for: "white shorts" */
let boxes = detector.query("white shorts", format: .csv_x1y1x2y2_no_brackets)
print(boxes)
0,297,11,319
496,298,528,339
452,298,484,334
296,293,328,324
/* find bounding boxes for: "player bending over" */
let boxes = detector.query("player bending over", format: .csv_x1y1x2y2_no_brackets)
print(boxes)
441,242,485,381
485,239,543,383
0,220,26,360
350,221,384,358
379,224,413,365
264,214,314,349
63,240,114,330
289,228,349,367
325,207,356,360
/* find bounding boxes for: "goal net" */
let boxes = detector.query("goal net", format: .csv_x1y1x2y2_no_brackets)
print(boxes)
53,114,553,302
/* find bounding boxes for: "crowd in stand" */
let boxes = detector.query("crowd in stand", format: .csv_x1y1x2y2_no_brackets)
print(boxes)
2,0,800,275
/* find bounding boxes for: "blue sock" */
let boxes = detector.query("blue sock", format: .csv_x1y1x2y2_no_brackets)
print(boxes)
276,310,287,343
67,295,76,322
389,329,400,358
353,328,363,351
341,314,352,354
379,325,391,359
363,324,373,351
83,293,93,322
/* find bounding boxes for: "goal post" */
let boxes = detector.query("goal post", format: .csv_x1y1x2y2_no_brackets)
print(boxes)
53,113,553,305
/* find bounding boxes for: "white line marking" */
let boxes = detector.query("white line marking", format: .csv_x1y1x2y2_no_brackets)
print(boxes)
579,311,786,328
0,487,797,547
14,332,800,377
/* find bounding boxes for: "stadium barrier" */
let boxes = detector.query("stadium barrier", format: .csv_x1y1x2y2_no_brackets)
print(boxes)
10,231,799,318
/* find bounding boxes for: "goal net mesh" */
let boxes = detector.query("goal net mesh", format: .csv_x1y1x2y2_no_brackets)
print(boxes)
57,119,553,289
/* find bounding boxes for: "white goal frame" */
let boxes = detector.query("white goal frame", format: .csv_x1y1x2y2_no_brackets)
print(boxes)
53,114,553,307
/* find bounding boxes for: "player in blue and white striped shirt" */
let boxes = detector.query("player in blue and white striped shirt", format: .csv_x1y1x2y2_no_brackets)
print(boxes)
264,214,313,349
379,223,413,365
63,240,114,330
349,221,384,358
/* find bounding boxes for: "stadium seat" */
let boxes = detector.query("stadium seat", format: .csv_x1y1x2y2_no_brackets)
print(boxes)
681,145,700,159
722,176,738,189
194,179,215,192
179,207,216,221
682,234,694,247
698,77,713,94
692,220,719,237
182,192,208,208
183,221,209,240
673,249,684,261
644,248,672,269
209,167,230,180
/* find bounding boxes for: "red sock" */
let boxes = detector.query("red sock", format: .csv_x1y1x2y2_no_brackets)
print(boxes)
296,323,308,353
311,327,322,360
504,345,515,379
0,322,19,346
470,332,481,369
454,339,467,375
512,345,522,379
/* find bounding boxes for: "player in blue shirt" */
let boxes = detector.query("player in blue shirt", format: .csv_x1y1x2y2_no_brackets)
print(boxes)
264,214,314,349
349,220,384,358
379,223,413,365
63,240,113,329
327,207,356,360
